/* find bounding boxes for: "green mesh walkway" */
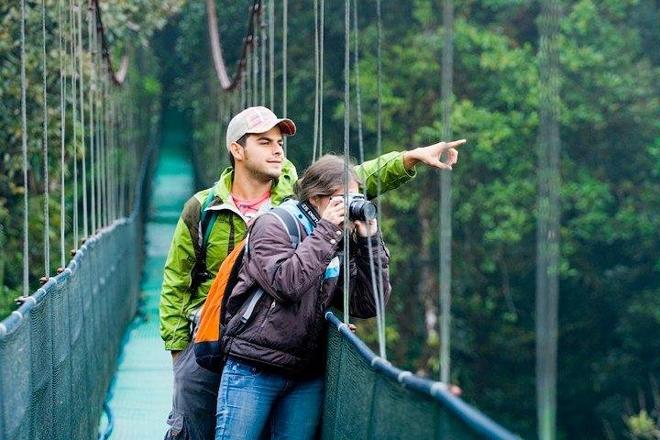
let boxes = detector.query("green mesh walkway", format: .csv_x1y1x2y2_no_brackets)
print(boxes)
102,123,193,439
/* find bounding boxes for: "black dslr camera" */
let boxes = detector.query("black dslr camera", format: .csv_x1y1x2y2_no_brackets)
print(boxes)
346,193,377,221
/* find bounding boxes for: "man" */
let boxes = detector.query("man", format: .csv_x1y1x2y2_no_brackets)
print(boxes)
160,106,464,439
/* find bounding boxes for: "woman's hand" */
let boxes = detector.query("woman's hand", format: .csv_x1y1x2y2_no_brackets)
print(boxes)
322,197,346,226
354,219,378,237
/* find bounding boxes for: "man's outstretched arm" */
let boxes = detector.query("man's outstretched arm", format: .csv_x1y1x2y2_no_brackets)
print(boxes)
354,139,466,199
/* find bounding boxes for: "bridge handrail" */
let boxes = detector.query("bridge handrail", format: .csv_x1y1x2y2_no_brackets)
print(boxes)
324,310,521,440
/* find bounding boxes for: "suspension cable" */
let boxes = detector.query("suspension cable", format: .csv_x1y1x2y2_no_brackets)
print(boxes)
21,0,29,297
352,0,386,358
312,0,320,162
100,57,107,227
252,9,258,105
89,2,97,234
268,0,275,109
342,0,351,324
240,70,246,109
439,0,454,384
70,0,79,250
103,73,112,225
91,0,128,85
319,0,325,155
246,42,252,106
104,81,110,220
206,0,261,91
282,0,288,154
260,3,266,105
77,0,88,240
109,92,115,220
372,0,389,359
118,92,124,219
42,0,51,278
94,20,103,227
58,0,67,269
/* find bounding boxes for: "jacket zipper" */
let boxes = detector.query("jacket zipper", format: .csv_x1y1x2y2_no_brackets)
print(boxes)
259,299,276,330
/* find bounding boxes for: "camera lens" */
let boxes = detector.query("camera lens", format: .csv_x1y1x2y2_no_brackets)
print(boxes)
348,198,377,221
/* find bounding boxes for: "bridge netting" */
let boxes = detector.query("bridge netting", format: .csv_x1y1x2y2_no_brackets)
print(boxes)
0,148,152,440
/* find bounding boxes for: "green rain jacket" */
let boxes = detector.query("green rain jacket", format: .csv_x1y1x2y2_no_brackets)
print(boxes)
159,151,416,351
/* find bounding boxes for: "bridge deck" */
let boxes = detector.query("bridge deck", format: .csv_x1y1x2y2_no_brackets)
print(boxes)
103,122,193,439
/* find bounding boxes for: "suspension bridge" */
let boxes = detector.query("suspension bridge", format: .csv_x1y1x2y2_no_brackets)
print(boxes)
0,0,565,439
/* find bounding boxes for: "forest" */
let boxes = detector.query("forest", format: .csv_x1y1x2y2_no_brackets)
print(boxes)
0,1,658,438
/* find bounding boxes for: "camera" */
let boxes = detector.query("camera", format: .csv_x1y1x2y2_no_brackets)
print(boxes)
346,193,377,221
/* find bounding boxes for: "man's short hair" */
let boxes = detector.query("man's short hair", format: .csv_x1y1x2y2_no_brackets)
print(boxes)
228,134,249,168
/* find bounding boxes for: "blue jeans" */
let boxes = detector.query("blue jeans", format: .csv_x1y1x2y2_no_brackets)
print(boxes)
215,357,324,440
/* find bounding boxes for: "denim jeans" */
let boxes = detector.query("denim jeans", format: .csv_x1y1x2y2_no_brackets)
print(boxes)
215,357,324,440
165,342,221,440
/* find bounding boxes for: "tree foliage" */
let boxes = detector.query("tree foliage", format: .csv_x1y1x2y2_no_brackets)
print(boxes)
1,0,657,438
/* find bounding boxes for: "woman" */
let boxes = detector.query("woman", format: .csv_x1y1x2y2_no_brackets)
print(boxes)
214,154,391,440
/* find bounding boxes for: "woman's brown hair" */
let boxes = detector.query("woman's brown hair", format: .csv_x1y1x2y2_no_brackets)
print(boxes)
293,154,362,202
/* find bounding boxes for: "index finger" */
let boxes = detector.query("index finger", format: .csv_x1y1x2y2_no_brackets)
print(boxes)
446,139,467,148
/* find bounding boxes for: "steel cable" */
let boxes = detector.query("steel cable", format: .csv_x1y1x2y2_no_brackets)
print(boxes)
91,0,128,85
312,0,319,161
42,0,51,277
252,10,258,105
246,46,252,106
282,0,288,154
319,0,325,155
101,70,108,226
77,0,88,239
439,0,454,385
58,0,67,269
372,0,390,360
268,0,275,109
89,3,97,233
70,0,79,250
260,4,266,105
206,0,261,92
94,22,104,227
352,0,386,359
342,0,351,324
21,0,29,296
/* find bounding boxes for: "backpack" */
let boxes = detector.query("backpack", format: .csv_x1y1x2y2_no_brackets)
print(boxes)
188,189,223,297
193,202,303,372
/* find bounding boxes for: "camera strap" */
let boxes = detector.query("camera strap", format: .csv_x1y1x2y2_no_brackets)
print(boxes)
297,201,321,228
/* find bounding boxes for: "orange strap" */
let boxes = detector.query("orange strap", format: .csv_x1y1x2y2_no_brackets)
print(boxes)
194,240,246,343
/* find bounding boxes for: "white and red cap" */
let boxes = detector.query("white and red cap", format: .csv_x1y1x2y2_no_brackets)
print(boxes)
225,106,296,151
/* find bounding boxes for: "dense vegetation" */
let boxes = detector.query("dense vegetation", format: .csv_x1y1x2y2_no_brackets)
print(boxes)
0,0,182,310
1,1,657,438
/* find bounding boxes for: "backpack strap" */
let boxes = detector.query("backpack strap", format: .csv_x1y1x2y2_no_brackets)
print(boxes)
190,189,219,294
239,207,302,324
270,207,302,247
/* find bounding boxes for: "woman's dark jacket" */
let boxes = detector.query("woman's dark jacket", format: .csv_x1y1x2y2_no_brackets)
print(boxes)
221,210,391,376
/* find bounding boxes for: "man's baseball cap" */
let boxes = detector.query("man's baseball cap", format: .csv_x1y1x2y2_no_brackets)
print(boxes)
225,106,296,151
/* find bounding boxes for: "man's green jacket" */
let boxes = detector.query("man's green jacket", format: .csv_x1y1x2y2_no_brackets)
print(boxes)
159,151,415,351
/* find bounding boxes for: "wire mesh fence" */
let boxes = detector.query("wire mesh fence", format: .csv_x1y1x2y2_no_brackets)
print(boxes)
0,146,154,440
322,311,521,440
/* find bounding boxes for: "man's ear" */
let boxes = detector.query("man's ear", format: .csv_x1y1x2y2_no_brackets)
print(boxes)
229,142,245,162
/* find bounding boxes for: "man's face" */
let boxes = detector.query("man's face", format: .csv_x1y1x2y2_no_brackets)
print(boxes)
232,126,284,181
